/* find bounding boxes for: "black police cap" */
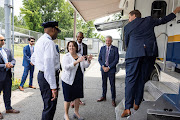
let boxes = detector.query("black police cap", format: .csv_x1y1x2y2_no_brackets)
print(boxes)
42,21,61,33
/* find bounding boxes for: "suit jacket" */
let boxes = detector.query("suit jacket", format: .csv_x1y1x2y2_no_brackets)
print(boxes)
22,45,33,67
124,13,176,59
82,43,87,56
0,48,16,81
61,53,90,85
98,45,119,73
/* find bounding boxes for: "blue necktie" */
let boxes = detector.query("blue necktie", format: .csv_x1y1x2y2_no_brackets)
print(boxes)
0,47,8,63
0,48,9,71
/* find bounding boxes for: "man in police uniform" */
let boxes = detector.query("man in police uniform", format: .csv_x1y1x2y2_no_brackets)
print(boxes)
31,21,61,120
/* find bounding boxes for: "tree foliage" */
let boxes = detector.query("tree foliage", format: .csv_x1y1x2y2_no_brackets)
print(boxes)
20,0,104,40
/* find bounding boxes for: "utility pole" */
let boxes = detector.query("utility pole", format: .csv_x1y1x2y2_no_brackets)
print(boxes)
73,10,77,41
4,0,12,50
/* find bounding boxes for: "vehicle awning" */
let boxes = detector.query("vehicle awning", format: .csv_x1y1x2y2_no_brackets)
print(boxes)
94,19,128,31
68,0,123,22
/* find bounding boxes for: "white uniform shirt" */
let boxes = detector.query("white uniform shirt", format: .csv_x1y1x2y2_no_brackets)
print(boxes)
31,33,60,89
77,42,83,55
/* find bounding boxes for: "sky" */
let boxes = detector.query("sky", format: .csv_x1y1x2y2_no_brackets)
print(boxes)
1,0,120,39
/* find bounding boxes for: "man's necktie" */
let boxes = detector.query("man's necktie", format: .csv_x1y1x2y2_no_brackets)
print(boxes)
30,46,33,55
78,44,81,52
0,48,8,63
105,47,110,66
0,48,9,71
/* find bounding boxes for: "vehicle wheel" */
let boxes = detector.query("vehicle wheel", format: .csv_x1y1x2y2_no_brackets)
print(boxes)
150,69,159,81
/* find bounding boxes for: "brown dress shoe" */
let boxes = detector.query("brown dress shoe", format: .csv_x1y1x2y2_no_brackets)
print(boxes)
29,85,36,89
6,109,20,114
18,86,24,91
112,100,116,107
134,103,139,110
0,112,3,119
97,97,106,102
121,109,131,117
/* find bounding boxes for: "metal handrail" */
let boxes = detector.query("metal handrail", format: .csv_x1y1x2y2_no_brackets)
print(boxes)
156,32,169,72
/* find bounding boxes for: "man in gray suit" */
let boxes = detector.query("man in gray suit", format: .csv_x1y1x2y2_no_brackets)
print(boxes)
0,34,20,119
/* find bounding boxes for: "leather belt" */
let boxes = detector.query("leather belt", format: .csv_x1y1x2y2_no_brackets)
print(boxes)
39,70,60,74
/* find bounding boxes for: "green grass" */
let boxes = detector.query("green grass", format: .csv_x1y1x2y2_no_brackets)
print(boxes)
14,44,27,57
12,78,29,91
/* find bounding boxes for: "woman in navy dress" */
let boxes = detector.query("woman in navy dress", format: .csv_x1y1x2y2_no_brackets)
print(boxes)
61,41,93,120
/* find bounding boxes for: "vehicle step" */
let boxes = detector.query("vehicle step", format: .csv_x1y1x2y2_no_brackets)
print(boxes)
115,91,155,120
145,81,177,100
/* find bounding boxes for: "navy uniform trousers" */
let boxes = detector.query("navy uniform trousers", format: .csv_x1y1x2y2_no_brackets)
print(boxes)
125,56,156,109
37,71,59,120
101,71,116,100
0,70,13,110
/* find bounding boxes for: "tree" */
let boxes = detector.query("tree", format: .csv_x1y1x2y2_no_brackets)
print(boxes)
0,7,4,23
20,0,104,40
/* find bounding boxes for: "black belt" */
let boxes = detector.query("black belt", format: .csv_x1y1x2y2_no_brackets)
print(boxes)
39,70,60,74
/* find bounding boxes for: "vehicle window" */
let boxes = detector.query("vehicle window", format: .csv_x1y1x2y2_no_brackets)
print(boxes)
151,1,167,18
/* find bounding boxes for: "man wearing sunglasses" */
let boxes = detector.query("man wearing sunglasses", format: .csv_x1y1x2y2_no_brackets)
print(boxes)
0,34,20,119
19,37,36,91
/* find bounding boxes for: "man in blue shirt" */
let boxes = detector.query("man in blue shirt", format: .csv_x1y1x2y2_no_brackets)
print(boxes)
19,37,36,91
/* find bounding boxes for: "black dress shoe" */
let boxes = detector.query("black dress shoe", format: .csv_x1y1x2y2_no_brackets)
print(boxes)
97,97,106,102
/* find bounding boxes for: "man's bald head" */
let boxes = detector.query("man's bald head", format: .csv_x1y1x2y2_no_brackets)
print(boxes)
0,34,5,47
76,32,84,44
0,34,4,39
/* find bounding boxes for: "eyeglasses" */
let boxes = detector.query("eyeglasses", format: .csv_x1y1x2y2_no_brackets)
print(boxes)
0,39,6,42
30,41,35,42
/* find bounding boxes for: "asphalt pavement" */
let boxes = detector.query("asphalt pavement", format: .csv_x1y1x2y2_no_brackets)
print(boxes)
0,57,126,120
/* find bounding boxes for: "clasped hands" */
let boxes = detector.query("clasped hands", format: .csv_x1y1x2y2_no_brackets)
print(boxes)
5,62,14,69
102,66,110,72
77,54,93,63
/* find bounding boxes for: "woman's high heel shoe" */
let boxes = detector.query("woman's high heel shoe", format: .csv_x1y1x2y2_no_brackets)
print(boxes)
73,113,84,120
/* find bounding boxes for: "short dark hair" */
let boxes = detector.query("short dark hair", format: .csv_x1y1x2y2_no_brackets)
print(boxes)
67,41,78,53
77,32,84,36
129,10,141,18
28,37,35,41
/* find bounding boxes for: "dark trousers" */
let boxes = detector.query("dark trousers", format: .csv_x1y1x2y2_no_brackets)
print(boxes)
101,71,116,100
38,71,59,120
125,56,156,109
20,65,34,87
0,71,13,110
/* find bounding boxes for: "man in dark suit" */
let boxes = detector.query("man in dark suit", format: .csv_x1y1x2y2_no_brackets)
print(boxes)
70,32,88,108
19,37,36,91
97,36,119,107
0,34,20,119
121,6,180,117
76,32,87,56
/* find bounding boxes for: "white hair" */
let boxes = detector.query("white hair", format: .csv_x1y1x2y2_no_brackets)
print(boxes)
106,35,113,41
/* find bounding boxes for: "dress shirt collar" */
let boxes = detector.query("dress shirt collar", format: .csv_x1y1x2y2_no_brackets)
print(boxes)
44,33,52,40
77,41,82,46
29,44,33,48
106,45,112,50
